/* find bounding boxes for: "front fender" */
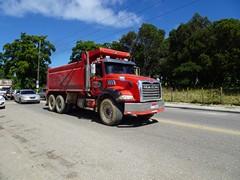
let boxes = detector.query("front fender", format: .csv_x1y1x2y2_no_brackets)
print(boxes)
98,88,122,103
97,88,123,112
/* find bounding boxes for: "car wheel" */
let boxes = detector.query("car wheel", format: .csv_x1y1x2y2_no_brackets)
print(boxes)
99,98,123,126
48,94,56,112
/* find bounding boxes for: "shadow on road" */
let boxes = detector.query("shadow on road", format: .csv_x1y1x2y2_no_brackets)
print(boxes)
43,106,158,128
117,116,158,128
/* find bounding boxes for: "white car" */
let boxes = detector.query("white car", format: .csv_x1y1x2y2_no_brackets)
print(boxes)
0,95,6,108
14,89,40,104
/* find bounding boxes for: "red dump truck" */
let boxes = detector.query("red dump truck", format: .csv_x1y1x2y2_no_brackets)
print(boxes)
46,48,164,125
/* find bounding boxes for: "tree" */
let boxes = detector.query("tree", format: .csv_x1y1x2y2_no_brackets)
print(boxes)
3,33,55,89
0,53,6,78
207,18,240,86
167,13,212,87
69,40,106,63
167,13,240,87
119,31,138,53
105,41,122,51
136,23,166,76
172,61,202,87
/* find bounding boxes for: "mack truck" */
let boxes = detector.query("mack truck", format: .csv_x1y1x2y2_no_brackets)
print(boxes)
46,48,164,125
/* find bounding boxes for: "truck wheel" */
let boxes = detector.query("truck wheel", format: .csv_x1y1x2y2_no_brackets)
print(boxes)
99,98,123,126
56,95,66,114
48,94,56,112
137,113,154,121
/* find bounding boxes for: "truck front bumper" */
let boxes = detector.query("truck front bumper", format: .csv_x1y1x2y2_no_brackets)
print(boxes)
124,100,165,115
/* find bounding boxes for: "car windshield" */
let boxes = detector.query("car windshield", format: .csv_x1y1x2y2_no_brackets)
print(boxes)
0,87,10,91
21,90,36,95
104,62,134,74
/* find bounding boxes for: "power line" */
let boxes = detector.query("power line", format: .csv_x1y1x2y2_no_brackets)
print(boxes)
94,0,199,43
53,0,149,44
53,0,199,56
53,0,166,54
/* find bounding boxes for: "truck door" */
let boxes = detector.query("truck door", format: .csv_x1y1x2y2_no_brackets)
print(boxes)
91,63,104,96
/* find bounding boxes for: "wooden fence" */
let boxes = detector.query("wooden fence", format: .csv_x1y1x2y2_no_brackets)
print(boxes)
162,87,240,106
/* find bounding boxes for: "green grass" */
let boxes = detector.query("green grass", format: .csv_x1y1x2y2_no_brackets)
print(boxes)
162,87,240,106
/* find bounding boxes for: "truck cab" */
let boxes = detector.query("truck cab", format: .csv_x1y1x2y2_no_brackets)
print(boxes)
90,57,136,96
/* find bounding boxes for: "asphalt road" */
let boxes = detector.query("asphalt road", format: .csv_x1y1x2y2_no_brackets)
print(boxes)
0,101,239,180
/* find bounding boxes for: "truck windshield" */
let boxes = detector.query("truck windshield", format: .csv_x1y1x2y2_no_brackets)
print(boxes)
104,62,134,75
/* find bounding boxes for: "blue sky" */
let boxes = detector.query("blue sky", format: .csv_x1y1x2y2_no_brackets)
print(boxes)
0,0,239,68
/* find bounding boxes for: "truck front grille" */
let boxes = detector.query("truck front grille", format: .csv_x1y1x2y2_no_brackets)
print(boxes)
139,81,162,102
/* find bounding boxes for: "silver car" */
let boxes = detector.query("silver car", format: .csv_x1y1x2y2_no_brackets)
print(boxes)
0,95,6,108
14,89,40,104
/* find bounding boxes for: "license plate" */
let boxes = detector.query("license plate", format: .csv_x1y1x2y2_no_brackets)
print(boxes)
151,104,159,109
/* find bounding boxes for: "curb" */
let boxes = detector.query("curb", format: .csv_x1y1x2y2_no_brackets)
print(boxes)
165,103,240,114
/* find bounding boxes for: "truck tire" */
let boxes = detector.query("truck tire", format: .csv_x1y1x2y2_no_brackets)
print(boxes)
99,98,123,126
56,95,66,114
137,113,154,121
48,94,56,112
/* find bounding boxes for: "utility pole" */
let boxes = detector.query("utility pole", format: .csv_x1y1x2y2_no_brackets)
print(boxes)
37,40,41,92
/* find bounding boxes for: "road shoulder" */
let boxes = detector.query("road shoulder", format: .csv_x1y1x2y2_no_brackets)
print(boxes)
165,102,240,113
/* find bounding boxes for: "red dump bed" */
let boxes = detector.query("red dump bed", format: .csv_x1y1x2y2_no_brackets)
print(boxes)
47,61,85,92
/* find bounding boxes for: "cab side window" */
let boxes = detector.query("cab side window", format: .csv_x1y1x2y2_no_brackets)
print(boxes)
96,64,103,77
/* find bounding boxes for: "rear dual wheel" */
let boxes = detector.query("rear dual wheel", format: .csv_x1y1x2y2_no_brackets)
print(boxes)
48,94,72,113
56,95,66,114
48,94,56,112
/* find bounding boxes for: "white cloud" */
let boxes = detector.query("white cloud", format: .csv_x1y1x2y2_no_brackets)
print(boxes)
0,0,142,28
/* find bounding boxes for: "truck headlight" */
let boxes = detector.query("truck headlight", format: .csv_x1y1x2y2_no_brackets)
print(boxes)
118,95,134,101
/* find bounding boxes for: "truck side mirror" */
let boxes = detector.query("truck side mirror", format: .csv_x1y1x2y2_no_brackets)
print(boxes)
90,63,96,76
134,66,140,75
